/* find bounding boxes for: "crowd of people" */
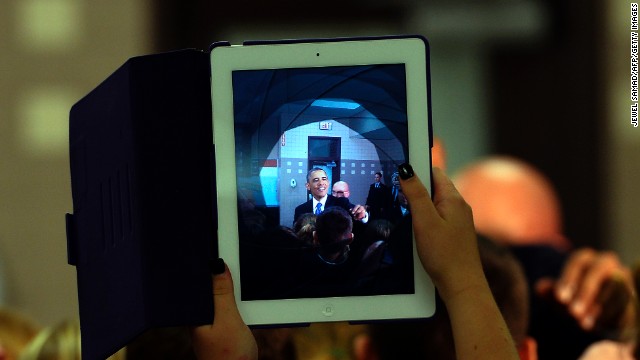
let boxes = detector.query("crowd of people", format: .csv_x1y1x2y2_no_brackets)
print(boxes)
452,156,638,359
241,167,415,300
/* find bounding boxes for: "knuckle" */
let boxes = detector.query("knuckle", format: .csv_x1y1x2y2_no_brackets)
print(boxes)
570,248,597,265
409,187,430,203
598,251,620,265
578,247,597,258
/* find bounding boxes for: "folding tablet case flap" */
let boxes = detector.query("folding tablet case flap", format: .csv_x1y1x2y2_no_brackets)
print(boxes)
68,49,215,359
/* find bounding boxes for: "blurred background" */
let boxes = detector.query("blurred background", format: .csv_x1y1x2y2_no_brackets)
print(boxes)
0,0,637,327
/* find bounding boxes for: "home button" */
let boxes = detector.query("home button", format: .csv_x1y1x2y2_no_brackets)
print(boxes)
322,304,335,317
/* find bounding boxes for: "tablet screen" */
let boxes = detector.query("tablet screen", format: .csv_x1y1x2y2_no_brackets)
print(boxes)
231,64,414,301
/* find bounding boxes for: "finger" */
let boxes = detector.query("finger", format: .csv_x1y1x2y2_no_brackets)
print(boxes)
398,164,441,232
555,248,597,304
570,251,621,319
588,275,629,330
191,260,258,360
212,263,243,323
193,260,239,332
429,167,470,224
350,206,363,220
214,266,232,294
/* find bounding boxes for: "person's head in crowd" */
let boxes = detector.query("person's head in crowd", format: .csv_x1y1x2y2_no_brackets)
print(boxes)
373,172,382,184
477,236,533,357
305,168,329,201
291,322,366,360
364,219,393,243
20,322,200,360
19,318,125,360
331,181,351,198
251,328,297,360
453,156,570,250
313,206,354,264
0,307,40,360
352,235,536,360
293,213,316,245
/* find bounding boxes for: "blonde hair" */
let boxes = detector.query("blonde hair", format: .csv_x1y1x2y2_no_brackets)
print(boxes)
0,307,40,360
19,319,125,360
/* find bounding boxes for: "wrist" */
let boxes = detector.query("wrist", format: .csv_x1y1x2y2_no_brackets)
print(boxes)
435,272,491,306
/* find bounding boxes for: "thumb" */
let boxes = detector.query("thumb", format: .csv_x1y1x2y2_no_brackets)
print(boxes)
211,257,233,295
211,260,243,321
191,259,258,360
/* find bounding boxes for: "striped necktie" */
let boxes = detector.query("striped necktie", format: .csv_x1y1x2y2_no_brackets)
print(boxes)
315,202,323,215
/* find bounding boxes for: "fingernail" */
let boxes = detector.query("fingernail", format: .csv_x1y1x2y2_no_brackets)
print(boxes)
557,285,572,303
571,301,585,316
582,315,595,330
210,258,225,275
398,163,414,180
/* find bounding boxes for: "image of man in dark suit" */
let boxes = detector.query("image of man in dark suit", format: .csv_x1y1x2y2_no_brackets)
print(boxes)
294,167,368,225
388,187,411,225
366,171,391,220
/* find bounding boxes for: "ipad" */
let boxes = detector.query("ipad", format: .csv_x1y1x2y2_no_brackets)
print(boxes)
210,35,434,326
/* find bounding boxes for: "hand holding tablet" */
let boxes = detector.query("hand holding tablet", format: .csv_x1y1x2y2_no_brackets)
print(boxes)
387,165,520,359
398,165,485,300
191,262,258,360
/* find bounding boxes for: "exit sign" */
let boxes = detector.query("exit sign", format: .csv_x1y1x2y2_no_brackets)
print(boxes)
319,121,332,130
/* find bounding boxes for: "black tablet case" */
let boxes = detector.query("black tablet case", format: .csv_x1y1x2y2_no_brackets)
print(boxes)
66,49,216,359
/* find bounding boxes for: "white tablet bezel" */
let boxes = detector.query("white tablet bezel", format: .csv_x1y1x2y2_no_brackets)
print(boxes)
210,36,434,326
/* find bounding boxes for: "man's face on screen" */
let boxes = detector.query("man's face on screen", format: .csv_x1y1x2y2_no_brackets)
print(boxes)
306,169,329,200
332,182,350,198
